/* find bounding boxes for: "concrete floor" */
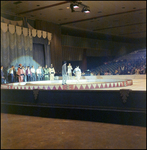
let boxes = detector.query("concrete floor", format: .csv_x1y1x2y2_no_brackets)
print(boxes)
1,113,146,149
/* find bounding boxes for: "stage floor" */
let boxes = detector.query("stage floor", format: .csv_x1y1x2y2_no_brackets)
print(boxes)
94,78,146,91
1,75,146,91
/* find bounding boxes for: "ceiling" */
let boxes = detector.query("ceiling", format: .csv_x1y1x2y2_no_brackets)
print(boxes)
1,1,146,39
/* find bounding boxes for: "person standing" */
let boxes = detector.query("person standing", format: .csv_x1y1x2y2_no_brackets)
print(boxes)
9,65,15,83
49,64,55,81
40,66,44,80
44,65,49,80
67,63,73,80
26,66,32,82
16,69,19,82
22,66,26,82
7,66,11,83
31,65,36,81
17,64,25,82
62,61,67,85
3,66,8,83
13,66,17,82
73,66,81,82
36,66,41,81
1,66,5,84
24,66,27,82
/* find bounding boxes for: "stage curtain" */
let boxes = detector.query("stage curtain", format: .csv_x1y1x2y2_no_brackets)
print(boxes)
33,43,45,68
35,19,62,72
1,29,51,72
33,36,51,68
1,30,33,71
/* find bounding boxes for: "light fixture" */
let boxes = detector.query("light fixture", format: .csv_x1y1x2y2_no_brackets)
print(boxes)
82,6,90,13
70,1,90,13
73,2,79,8
70,2,79,12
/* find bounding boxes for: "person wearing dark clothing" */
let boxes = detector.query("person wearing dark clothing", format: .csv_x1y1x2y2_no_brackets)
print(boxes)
40,66,44,80
13,67,17,82
44,65,49,80
1,66,5,84
100,69,104,75
26,66,32,82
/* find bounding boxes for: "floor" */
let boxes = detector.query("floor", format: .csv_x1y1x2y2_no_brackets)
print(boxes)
1,113,146,149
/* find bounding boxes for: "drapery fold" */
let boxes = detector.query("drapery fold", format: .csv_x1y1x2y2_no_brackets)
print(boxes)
1,22,52,44
1,30,33,69
1,21,51,71
9,24,15,34
1,30,51,70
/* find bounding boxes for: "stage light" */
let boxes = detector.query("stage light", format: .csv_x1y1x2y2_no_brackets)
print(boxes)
70,2,79,12
73,3,79,8
70,1,90,13
82,6,90,13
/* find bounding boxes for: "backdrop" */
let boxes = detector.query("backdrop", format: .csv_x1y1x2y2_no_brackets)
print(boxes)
1,30,51,71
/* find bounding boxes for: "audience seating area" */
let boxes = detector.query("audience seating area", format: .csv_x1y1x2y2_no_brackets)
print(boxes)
91,49,146,75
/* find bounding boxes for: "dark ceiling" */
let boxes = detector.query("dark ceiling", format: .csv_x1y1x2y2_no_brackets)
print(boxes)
1,1,146,39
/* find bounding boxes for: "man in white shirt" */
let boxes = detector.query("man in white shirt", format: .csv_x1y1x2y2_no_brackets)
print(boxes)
31,66,36,81
9,65,14,83
36,66,41,81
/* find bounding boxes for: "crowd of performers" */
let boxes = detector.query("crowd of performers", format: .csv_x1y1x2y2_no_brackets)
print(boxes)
1,62,82,85
1,64,55,83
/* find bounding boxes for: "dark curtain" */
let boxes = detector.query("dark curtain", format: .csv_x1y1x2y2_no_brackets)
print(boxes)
33,43,45,68
35,20,62,72
33,36,51,68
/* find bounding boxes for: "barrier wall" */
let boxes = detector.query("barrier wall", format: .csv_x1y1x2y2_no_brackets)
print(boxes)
1,88,146,127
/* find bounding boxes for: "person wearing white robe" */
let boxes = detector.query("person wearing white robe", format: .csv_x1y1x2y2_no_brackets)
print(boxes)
49,64,55,81
73,66,81,82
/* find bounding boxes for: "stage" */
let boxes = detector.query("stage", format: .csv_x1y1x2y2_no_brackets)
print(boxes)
1,79,133,90
1,75,146,127
1,74,146,91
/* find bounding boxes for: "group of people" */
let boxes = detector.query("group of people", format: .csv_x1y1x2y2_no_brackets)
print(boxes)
114,56,146,75
62,62,81,85
94,55,146,76
1,62,82,85
1,64,56,84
